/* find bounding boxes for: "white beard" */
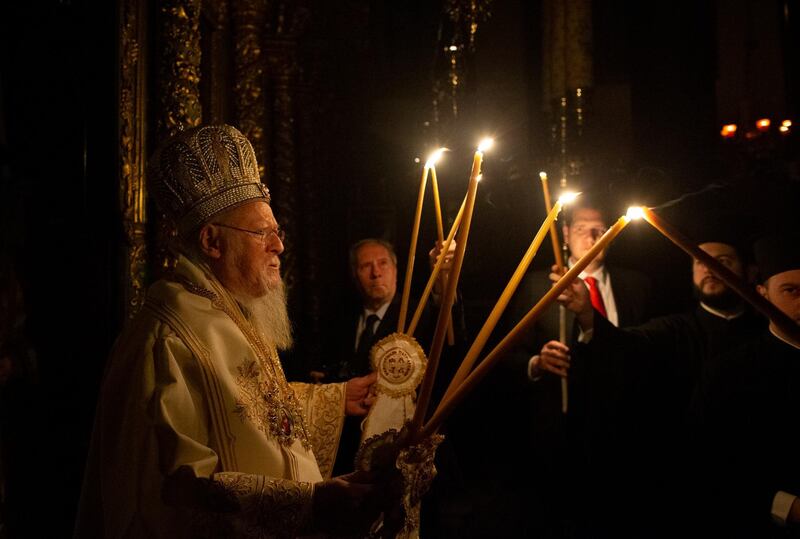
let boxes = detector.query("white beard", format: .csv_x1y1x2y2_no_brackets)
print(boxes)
236,281,294,351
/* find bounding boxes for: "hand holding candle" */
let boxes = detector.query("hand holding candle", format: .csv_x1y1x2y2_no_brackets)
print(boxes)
430,155,456,345
418,209,637,441
407,196,466,338
409,138,492,436
537,173,572,414
441,191,577,402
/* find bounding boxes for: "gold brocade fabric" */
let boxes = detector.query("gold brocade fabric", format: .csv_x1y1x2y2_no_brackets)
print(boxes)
74,255,346,538
291,382,345,480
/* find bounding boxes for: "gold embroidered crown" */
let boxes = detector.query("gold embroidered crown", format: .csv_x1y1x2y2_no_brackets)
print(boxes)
150,124,270,233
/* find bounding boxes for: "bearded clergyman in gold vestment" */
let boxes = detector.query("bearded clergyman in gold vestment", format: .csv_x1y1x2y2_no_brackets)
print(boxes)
75,125,391,538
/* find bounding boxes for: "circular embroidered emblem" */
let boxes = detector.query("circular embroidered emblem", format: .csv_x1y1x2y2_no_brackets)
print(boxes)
370,333,427,398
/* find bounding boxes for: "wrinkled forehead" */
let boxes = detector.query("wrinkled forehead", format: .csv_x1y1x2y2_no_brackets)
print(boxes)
357,242,393,265
222,200,276,227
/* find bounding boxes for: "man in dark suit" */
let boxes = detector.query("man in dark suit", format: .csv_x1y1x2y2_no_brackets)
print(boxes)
335,238,403,383
694,234,799,538
554,219,766,537
332,238,402,475
332,238,457,472
331,237,470,536
498,197,652,537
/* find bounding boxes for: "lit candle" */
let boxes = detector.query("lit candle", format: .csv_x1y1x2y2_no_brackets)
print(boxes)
418,210,635,441
407,195,466,338
409,138,493,436
442,192,576,402
430,159,446,246
640,206,800,345
398,149,444,333
429,150,456,344
539,172,565,269
539,171,570,413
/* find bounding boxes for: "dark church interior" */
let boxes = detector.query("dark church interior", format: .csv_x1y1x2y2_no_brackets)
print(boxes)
0,1,798,537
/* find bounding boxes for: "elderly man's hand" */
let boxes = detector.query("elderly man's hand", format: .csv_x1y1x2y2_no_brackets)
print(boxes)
548,264,594,330
312,470,395,537
533,340,571,378
345,371,377,416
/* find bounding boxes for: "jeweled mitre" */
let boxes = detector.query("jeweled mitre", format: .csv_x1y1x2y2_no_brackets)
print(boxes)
150,124,270,233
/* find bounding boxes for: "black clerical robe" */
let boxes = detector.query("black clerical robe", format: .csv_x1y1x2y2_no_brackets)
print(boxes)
694,330,800,538
584,304,766,536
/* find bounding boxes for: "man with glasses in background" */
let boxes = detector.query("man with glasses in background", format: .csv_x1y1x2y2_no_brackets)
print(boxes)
492,194,651,537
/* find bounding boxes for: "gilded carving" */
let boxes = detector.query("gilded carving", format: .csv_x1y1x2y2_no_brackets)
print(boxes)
201,0,230,124
232,0,268,180
267,48,299,295
156,0,203,139
154,0,203,275
119,0,148,317
264,3,309,310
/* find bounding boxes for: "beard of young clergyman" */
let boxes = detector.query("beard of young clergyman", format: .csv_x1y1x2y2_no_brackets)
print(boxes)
692,282,741,311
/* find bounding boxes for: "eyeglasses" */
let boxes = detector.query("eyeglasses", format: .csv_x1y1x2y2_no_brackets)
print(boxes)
213,222,285,245
570,224,608,239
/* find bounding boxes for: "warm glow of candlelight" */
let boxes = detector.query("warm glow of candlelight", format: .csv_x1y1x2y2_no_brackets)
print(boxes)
539,171,547,180
756,118,771,132
442,198,566,401
478,138,494,153
421,214,632,441
782,119,792,128
640,207,800,347
720,124,737,138
558,191,580,205
425,147,448,169
410,143,485,436
626,206,645,220
476,174,483,183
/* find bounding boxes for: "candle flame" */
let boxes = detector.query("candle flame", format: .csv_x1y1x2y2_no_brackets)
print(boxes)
626,206,645,221
539,171,547,180
425,148,448,168
557,191,580,205
756,118,771,132
478,138,494,153
720,124,737,138
782,119,792,128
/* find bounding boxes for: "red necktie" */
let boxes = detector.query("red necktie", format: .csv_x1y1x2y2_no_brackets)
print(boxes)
584,276,607,318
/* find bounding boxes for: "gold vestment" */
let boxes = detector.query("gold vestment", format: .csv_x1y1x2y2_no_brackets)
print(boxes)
75,255,345,538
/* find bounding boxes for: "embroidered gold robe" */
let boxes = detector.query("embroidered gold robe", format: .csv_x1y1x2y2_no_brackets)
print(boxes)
75,256,346,538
